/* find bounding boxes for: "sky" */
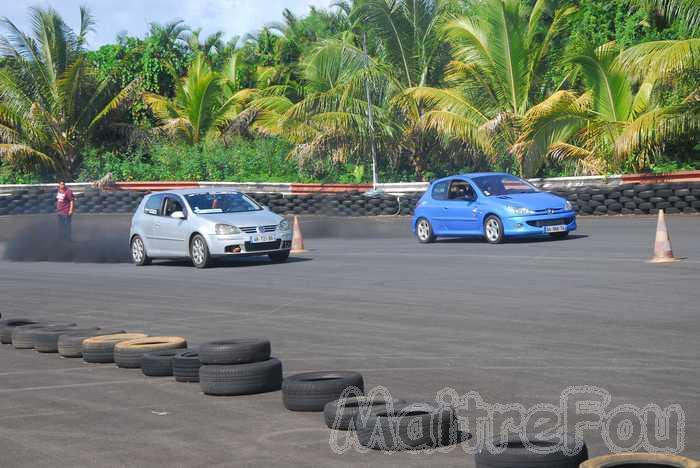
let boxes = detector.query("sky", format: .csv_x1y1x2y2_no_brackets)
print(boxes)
2,0,337,49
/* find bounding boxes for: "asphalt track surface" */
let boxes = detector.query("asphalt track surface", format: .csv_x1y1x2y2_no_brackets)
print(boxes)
0,215,698,467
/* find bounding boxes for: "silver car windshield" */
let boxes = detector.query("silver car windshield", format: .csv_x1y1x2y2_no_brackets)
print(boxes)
185,193,261,214
472,175,538,196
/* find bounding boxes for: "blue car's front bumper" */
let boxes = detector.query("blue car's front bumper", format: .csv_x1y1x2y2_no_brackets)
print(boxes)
502,211,577,237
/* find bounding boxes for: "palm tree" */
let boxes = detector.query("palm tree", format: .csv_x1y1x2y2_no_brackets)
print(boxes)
405,0,577,176
144,53,249,144
0,6,139,178
515,43,696,174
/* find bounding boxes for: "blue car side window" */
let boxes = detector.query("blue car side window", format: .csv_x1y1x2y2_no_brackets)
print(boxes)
432,181,448,200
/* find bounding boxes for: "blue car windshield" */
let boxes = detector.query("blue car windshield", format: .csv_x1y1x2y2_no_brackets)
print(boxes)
185,193,261,214
472,175,538,197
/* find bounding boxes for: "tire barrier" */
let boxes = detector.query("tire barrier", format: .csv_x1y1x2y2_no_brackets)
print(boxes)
12,323,77,349
474,434,588,468
580,452,700,468
141,349,185,377
198,338,281,396
3,181,700,218
198,339,271,365
113,336,187,369
0,318,42,344
199,358,283,396
82,333,149,363
34,327,99,353
354,403,456,451
173,350,202,383
282,371,365,412
323,396,405,430
5,315,693,463
58,329,126,358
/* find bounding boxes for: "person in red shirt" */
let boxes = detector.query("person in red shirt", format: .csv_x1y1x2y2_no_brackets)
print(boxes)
56,181,75,241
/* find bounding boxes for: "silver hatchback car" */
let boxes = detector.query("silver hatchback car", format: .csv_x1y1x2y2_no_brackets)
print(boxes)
129,189,293,268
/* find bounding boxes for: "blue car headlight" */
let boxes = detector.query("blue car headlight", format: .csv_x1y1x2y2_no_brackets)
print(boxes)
505,205,535,216
565,201,573,211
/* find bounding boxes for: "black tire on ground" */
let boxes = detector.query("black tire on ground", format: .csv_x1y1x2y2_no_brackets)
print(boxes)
483,215,505,244
190,234,213,268
323,396,405,430
269,251,290,263
0,319,41,344
58,329,125,358
355,403,456,451
173,350,202,383
142,349,182,377
34,327,99,353
283,371,364,412
474,434,588,468
114,336,187,369
13,323,76,349
579,452,698,468
199,358,283,396
82,333,149,363
198,339,271,365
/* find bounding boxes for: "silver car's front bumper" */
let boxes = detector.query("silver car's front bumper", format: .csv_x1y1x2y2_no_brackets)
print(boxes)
207,231,293,256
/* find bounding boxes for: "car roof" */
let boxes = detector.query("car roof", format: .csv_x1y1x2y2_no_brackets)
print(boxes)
431,172,512,184
147,188,242,197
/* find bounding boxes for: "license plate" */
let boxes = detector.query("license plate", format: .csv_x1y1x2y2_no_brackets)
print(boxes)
544,225,566,233
251,234,276,243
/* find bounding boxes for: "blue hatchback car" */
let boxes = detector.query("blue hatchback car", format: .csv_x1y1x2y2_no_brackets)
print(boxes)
412,172,576,244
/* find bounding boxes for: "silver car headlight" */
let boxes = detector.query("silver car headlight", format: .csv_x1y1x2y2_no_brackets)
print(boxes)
278,219,290,231
506,205,534,216
565,201,573,211
215,224,241,235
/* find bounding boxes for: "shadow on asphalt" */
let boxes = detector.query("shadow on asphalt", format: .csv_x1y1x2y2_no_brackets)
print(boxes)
437,234,588,244
148,256,312,269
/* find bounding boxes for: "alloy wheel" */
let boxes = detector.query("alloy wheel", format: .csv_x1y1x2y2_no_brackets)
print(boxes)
485,218,500,242
132,238,144,263
192,238,206,265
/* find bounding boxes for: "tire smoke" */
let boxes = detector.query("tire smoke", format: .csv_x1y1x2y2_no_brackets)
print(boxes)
2,215,130,263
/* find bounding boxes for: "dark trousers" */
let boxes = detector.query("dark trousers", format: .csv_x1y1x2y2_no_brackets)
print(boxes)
57,214,72,241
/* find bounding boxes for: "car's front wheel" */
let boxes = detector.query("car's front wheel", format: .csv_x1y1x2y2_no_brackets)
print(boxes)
190,234,212,269
269,251,290,263
131,235,151,266
415,217,436,243
484,215,505,244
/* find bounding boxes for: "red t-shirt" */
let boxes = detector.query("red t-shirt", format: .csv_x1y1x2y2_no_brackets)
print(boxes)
56,188,74,215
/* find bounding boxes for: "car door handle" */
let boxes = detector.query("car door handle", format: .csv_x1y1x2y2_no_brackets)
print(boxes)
154,223,161,228
442,207,449,210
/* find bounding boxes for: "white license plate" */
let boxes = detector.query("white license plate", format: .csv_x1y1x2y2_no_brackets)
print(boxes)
544,225,567,233
250,234,276,243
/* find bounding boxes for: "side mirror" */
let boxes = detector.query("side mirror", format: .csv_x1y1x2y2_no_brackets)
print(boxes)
464,194,476,202
171,211,185,219
262,205,270,211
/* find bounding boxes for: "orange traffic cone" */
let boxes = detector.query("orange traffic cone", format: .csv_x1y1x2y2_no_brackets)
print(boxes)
290,216,306,253
648,209,680,263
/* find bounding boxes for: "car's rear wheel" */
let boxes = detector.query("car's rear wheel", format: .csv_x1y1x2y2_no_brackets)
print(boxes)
190,234,212,269
484,215,505,244
269,251,290,263
550,231,570,240
415,218,436,243
131,235,151,266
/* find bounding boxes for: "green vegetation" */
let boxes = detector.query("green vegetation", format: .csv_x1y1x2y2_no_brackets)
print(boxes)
1,0,698,183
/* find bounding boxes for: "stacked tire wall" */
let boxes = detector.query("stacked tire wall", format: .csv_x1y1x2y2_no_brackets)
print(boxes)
1,182,699,217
